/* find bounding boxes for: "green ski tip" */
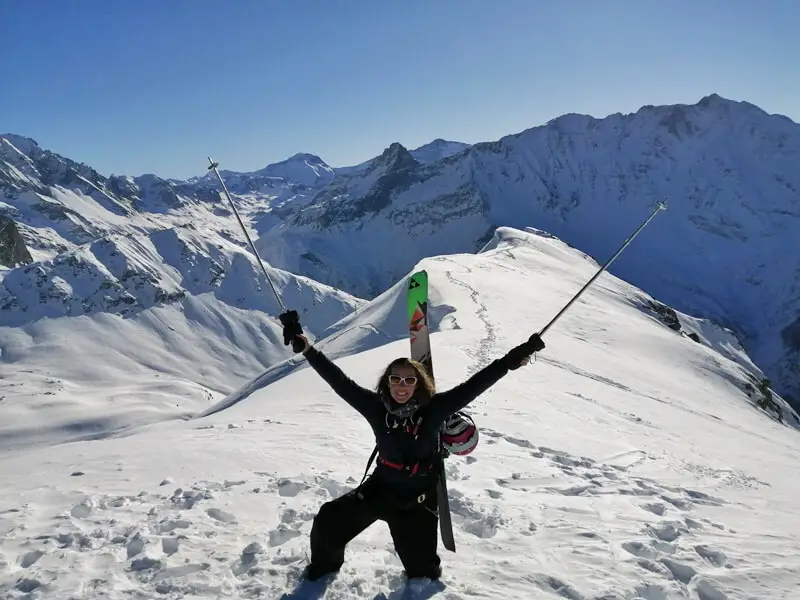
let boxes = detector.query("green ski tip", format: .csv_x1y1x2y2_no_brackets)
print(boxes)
407,270,428,320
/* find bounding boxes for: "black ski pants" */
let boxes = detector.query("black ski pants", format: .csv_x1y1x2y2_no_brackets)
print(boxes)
309,476,441,579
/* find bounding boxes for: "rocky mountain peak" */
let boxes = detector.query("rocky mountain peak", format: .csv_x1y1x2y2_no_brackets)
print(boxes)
0,215,33,267
371,142,418,174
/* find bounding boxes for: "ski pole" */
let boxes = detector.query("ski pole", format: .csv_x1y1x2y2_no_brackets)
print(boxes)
207,157,287,312
207,158,305,353
538,198,668,337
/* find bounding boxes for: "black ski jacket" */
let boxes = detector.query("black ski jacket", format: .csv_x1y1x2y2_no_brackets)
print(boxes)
304,347,510,501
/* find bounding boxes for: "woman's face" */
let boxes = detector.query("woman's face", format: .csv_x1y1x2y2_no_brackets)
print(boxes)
388,364,418,404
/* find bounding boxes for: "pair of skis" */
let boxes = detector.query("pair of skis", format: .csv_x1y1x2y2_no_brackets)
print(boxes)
407,270,456,552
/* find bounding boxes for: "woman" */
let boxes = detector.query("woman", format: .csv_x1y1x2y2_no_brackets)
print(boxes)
285,325,545,582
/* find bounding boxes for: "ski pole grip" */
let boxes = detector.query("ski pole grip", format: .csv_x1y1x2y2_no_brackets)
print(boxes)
279,310,304,352
524,333,545,354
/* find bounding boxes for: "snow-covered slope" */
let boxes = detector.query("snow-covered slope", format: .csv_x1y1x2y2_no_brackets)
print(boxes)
0,237,361,452
0,136,363,451
253,94,800,408
0,135,338,268
1,227,797,599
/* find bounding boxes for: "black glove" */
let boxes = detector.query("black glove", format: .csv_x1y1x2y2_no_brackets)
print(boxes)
503,333,545,370
279,310,304,353
526,333,545,353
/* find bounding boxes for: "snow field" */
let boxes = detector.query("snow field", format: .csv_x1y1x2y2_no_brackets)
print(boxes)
1,228,798,599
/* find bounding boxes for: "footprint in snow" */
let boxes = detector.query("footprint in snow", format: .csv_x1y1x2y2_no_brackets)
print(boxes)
683,489,726,507
152,562,210,581
600,449,648,471
270,553,306,568
694,578,730,600
694,544,728,567
700,517,726,531
443,459,470,481
632,582,676,600
622,540,676,560
14,578,42,593
18,550,44,568
621,505,735,600
623,477,727,515
262,506,316,550
56,531,94,549
540,447,596,469
658,493,693,510
546,482,596,497
524,573,585,600
156,518,191,533
231,542,267,577
315,476,351,499
495,473,561,492
647,520,687,543
480,427,538,452
161,537,180,555
127,533,146,558
502,434,536,450
280,507,316,526
130,556,162,572
170,487,211,509
268,524,303,547
660,557,698,584
487,437,621,498
641,502,667,516
277,478,312,497
447,489,505,539
381,577,448,600
634,557,674,579
206,508,237,524
70,502,92,519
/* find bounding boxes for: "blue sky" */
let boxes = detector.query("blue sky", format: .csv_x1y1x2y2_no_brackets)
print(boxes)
2,0,796,179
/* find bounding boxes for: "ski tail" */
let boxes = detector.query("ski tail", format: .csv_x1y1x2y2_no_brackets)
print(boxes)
435,469,454,551
407,270,455,552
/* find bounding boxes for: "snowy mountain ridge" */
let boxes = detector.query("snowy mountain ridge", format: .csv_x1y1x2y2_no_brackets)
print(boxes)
205,226,797,428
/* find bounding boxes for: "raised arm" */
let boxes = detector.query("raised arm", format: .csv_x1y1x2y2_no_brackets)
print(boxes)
302,344,381,421
426,334,546,422
279,312,383,422
427,359,509,421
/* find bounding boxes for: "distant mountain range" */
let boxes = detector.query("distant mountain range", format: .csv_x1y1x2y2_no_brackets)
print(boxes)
1,93,798,409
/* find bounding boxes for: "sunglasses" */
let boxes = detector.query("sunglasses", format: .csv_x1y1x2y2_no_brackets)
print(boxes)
388,375,417,386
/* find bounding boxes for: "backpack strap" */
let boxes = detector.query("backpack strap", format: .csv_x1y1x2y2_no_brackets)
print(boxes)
359,445,379,486
359,415,449,486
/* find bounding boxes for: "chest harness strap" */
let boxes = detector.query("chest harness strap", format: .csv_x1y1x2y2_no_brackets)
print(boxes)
359,415,435,487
